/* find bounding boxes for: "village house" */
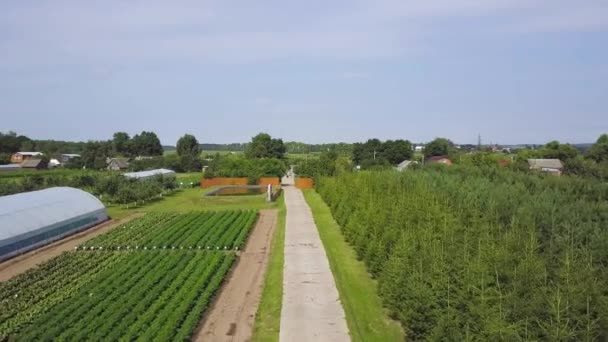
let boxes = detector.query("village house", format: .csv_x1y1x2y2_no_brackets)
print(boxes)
527,159,563,175
10,152,43,163
107,158,130,171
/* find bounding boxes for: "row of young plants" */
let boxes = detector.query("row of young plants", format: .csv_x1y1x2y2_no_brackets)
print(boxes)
316,166,608,341
0,252,127,339
15,251,234,341
81,210,258,250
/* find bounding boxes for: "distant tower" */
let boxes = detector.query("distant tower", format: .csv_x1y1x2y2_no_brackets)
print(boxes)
477,134,482,149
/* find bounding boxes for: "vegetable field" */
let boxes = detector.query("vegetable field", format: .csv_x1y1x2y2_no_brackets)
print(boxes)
0,210,258,340
81,210,257,250
317,167,608,341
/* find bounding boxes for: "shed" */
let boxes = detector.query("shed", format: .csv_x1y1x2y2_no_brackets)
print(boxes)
123,168,176,180
21,159,48,169
396,160,416,171
0,187,108,260
107,158,130,171
425,156,452,165
60,154,81,163
527,159,563,175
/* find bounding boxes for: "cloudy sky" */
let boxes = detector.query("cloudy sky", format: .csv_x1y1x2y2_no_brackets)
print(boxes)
1,1,607,145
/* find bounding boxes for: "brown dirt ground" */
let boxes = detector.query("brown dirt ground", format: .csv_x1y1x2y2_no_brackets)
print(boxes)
194,209,278,342
0,213,142,282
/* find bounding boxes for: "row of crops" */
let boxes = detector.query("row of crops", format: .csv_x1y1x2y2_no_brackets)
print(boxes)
0,210,258,340
80,210,257,250
317,166,608,341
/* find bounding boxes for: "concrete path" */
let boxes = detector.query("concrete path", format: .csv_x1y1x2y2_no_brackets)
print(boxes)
280,186,350,342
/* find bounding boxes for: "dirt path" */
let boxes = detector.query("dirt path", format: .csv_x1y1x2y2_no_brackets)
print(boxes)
280,186,350,342
0,213,142,282
194,209,278,342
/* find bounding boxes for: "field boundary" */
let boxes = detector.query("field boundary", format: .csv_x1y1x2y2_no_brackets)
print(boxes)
302,190,404,342
193,209,278,341
251,193,286,342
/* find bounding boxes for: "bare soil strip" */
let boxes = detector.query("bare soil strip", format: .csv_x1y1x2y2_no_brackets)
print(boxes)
0,213,142,282
280,186,350,342
195,209,278,342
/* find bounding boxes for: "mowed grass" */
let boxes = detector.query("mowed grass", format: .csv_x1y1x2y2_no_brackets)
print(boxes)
303,190,404,342
252,193,286,342
107,187,279,219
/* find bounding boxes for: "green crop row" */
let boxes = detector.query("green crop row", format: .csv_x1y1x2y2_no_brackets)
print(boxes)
81,210,258,250
3,251,235,341
0,252,127,338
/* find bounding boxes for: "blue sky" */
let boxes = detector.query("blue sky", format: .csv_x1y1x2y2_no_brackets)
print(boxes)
1,1,607,145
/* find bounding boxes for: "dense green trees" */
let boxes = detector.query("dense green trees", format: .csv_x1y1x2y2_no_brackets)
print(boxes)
245,133,286,159
204,154,286,181
587,134,608,163
81,141,112,170
423,137,453,158
176,134,202,172
352,138,413,167
131,131,163,156
317,167,608,340
112,132,131,156
294,150,351,178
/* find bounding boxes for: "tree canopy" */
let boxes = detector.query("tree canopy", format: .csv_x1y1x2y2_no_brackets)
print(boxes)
244,133,286,159
131,131,163,156
352,138,413,166
423,138,452,158
176,134,200,158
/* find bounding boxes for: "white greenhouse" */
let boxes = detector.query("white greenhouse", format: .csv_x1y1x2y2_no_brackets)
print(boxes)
123,168,176,180
0,187,108,261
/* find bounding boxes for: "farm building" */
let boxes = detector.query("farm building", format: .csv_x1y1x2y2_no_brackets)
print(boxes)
396,160,416,171
107,158,129,171
528,159,563,175
425,156,452,165
0,187,108,261
123,168,176,180
21,159,48,169
10,152,43,163
60,154,81,163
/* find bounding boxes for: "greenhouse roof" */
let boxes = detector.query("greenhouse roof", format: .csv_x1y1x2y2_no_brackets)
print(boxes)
123,169,176,179
0,187,106,241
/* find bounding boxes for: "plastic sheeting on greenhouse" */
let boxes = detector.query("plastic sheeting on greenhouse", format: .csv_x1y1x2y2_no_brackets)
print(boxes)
0,187,108,260
123,168,176,180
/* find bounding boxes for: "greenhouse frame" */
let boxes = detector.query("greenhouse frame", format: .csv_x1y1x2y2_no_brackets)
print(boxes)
123,168,176,180
0,187,108,261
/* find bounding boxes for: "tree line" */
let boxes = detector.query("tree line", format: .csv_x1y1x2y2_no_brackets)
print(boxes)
0,171,177,206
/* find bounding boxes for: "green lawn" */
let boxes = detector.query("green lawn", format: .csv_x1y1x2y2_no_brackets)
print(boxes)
303,190,404,342
252,194,286,342
106,187,279,219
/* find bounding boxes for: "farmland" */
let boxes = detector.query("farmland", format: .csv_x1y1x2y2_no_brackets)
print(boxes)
0,210,258,340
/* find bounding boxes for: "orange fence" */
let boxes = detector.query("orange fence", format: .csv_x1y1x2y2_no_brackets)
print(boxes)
295,177,314,189
201,177,248,188
257,177,280,186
